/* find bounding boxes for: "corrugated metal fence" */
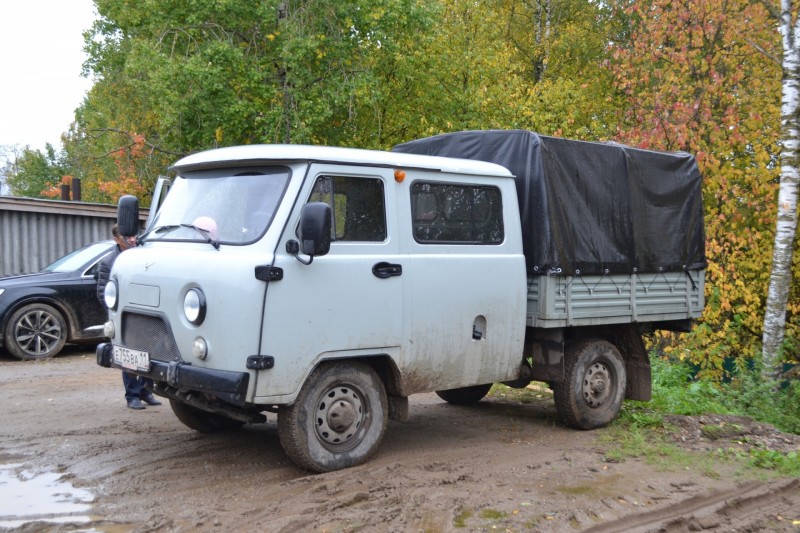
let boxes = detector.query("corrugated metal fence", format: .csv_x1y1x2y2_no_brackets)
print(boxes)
0,197,148,277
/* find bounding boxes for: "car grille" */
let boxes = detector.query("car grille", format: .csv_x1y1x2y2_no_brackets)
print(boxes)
121,312,182,362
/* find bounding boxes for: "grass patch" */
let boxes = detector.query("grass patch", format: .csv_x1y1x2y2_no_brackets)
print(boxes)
453,507,472,528
479,508,506,520
488,382,552,403
714,447,800,477
599,417,697,469
604,356,800,475
647,357,800,435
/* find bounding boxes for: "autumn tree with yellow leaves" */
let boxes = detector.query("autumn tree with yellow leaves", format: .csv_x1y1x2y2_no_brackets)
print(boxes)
608,0,793,378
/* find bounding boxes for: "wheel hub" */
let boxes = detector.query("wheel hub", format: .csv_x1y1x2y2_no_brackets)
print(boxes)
327,399,357,432
315,386,363,445
17,310,60,356
583,362,612,408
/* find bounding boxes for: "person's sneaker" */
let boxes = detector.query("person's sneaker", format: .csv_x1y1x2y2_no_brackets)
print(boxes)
127,398,146,410
141,394,162,406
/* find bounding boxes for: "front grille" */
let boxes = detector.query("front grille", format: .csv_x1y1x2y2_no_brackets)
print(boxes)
121,312,182,362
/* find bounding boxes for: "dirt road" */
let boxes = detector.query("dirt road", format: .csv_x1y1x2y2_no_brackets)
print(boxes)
1,347,798,532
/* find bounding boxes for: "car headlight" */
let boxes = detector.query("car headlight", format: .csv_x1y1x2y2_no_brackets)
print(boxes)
183,288,206,325
104,280,118,310
0,288,4,298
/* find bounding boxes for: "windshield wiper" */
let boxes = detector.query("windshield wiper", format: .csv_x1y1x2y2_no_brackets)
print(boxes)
137,224,182,245
184,224,220,250
138,224,220,250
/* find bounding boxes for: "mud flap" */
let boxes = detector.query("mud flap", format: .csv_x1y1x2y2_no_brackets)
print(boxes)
527,327,565,383
388,395,409,422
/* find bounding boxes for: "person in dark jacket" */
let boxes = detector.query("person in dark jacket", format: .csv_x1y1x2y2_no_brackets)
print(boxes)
96,224,162,410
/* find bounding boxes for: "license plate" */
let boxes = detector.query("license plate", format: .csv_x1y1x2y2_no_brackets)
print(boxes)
112,345,150,372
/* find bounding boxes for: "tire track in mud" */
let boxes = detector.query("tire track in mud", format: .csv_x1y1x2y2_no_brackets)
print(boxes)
583,478,800,532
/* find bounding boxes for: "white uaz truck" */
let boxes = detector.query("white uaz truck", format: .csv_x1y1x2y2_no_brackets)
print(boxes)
97,130,706,472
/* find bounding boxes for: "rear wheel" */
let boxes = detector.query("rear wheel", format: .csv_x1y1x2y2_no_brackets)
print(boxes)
553,339,626,429
4,303,67,360
170,400,245,433
435,383,493,405
278,361,387,473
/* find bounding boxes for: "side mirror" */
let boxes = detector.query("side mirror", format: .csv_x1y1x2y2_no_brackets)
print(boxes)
117,195,140,237
297,202,332,259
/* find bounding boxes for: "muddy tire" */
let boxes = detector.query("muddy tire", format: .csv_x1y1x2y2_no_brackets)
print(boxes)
553,339,626,430
435,383,493,405
278,361,387,473
170,400,245,433
4,303,67,360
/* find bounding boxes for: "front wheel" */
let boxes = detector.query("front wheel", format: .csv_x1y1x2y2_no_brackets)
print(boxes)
4,303,67,360
170,400,245,433
278,361,387,473
553,339,626,430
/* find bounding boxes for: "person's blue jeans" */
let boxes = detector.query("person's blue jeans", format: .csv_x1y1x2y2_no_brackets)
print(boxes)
122,371,153,402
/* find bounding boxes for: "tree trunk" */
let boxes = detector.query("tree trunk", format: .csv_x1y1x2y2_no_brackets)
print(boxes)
762,0,800,379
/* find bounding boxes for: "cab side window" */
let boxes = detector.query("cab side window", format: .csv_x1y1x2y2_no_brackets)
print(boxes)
308,176,387,242
411,182,504,244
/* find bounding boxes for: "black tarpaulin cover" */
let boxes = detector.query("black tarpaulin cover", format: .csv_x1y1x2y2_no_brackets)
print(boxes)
393,130,706,276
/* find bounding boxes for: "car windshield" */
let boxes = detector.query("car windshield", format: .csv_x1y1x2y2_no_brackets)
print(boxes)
146,166,291,245
43,242,113,273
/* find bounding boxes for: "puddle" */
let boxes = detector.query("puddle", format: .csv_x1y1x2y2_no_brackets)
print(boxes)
0,463,95,529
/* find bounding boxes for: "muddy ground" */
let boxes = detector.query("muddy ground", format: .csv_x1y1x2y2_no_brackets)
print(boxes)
1,346,799,533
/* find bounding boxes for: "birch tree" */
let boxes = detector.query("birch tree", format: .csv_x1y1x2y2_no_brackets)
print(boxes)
762,0,800,379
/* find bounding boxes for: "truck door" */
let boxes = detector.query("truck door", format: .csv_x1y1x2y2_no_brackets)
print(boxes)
396,178,527,394
256,166,402,401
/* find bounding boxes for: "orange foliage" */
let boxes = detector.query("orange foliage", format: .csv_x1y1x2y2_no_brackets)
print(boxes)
40,175,75,199
610,0,783,378
96,132,152,202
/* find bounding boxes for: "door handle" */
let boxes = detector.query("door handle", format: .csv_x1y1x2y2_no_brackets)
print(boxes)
372,262,402,279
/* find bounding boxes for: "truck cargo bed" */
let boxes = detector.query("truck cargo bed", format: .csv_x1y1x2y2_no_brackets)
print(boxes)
526,270,705,328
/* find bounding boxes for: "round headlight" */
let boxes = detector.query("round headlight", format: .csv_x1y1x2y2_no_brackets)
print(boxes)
183,288,206,325
104,280,118,310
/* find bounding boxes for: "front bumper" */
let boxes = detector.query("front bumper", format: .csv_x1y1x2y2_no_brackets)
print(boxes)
96,342,250,405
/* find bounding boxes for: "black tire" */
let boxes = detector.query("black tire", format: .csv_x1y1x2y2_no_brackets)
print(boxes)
435,383,493,405
553,339,626,430
4,303,67,360
278,361,387,473
170,400,245,433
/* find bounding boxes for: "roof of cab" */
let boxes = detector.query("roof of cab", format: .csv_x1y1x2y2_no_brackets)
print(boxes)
170,144,513,178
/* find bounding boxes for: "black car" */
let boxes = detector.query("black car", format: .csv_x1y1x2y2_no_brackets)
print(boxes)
0,240,115,360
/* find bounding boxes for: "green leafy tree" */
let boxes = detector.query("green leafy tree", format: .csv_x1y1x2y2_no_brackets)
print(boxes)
365,0,618,146
77,0,433,151
3,144,68,199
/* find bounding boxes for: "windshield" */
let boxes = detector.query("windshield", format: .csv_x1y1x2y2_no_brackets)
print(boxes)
43,242,113,273
147,166,291,245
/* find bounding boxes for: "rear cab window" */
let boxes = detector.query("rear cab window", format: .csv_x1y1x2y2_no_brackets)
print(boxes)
411,182,504,244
